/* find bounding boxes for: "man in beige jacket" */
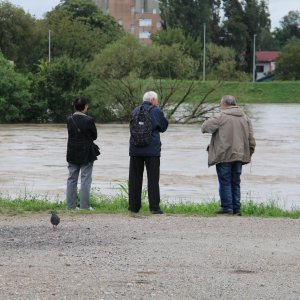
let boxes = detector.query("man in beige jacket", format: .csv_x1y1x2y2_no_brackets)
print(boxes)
201,95,256,215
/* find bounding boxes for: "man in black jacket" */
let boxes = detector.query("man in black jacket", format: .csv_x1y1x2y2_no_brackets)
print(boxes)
66,97,98,210
129,91,168,214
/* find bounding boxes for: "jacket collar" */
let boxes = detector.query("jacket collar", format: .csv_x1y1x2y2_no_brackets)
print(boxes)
73,111,86,116
142,101,152,107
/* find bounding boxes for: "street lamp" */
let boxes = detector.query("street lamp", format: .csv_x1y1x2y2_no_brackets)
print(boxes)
203,23,206,81
252,34,256,83
48,29,51,62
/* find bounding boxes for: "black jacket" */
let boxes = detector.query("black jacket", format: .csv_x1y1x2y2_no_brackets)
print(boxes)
66,112,98,164
129,102,168,157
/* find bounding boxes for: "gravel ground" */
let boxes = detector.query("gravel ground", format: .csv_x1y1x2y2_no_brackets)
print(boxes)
0,213,299,300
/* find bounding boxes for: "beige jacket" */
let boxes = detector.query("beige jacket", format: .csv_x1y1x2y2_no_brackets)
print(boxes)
201,106,256,166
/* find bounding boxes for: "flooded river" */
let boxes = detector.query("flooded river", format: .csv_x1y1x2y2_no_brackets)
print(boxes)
0,104,299,209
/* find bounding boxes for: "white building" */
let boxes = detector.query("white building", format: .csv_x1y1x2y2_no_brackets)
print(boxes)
256,51,280,80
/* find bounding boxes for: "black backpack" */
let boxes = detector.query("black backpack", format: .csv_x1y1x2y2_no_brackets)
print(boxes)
130,105,154,147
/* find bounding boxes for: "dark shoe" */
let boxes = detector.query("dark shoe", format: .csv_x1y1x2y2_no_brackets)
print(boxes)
129,210,139,214
216,208,233,215
150,209,164,214
233,210,242,216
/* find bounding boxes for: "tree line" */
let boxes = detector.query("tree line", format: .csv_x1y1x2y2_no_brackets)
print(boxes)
0,0,299,123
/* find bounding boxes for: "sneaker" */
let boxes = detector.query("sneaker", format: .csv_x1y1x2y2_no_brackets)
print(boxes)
150,209,164,215
76,207,94,211
216,208,233,215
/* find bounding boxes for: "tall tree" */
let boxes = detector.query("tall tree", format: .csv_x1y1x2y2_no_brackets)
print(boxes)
159,0,220,42
222,0,271,72
45,10,109,60
0,1,43,71
274,10,300,47
44,0,123,60
209,0,222,43
244,0,271,72
222,0,248,70
55,0,122,40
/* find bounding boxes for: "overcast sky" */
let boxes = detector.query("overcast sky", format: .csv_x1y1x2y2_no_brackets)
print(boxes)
7,0,300,30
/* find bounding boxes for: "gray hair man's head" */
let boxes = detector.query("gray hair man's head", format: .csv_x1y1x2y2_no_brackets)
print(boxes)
221,95,236,106
143,91,158,102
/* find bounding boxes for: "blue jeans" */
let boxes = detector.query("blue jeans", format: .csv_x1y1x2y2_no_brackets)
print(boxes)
216,162,242,211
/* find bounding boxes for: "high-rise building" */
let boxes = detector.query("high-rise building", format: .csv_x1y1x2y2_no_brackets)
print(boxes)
94,0,161,43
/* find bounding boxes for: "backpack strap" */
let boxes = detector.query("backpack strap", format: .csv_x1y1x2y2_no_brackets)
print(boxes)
137,105,155,113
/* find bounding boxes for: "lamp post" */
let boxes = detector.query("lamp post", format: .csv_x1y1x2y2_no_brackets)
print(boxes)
203,23,206,81
252,34,256,83
48,29,51,62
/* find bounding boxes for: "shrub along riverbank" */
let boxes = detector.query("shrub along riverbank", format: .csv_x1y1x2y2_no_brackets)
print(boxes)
189,81,300,104
0,192,299,218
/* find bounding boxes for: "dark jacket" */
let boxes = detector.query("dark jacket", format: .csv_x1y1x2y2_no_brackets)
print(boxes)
66,112,98,164
129,101,168,157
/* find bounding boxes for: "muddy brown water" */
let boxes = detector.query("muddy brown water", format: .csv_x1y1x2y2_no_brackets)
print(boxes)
0,104,299,209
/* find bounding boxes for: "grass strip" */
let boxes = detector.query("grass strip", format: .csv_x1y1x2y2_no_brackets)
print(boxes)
0,194,299,218
158,80,300,104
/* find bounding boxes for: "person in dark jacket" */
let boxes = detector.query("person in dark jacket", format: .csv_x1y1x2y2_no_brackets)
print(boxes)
66,97,98,210
129,91,168,214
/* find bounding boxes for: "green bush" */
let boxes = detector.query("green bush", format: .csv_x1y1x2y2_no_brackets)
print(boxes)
0,53,32,123
275,38,300,80
32,56,90,122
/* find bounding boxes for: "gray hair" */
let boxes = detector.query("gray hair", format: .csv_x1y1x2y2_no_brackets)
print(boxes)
143,91,158,102
221,95,236,106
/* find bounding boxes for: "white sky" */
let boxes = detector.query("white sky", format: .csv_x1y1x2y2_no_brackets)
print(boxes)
7,0,300,30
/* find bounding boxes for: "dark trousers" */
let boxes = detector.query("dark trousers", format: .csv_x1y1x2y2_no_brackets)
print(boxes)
128,156,161,212
216,161,243,212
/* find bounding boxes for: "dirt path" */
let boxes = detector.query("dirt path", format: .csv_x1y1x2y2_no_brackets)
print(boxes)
0,214,299,299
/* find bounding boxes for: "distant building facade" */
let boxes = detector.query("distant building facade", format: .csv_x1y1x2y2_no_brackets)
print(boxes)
94,0,161,43
256,51,280,80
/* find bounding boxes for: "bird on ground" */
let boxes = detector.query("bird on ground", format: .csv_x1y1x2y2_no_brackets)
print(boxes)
50,211,60,230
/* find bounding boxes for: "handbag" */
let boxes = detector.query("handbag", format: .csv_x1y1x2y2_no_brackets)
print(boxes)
93,142,100,156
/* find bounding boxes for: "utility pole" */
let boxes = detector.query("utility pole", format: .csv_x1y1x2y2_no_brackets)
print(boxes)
252,34,256,83
203,23,206,81
48,29,51,62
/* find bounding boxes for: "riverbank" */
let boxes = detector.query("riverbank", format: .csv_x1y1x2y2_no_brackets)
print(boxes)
189,81,300,103
0,214,299,299
1,196,299,218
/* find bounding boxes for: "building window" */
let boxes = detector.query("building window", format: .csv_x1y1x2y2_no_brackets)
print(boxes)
118,19,123,26
135,0,160,13
139,19,152,27
129,24,135,33
256,65,264,73
156,21,161,28
139,31,151,39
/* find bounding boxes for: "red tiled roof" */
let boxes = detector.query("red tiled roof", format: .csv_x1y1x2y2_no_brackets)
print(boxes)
256,51,280,62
